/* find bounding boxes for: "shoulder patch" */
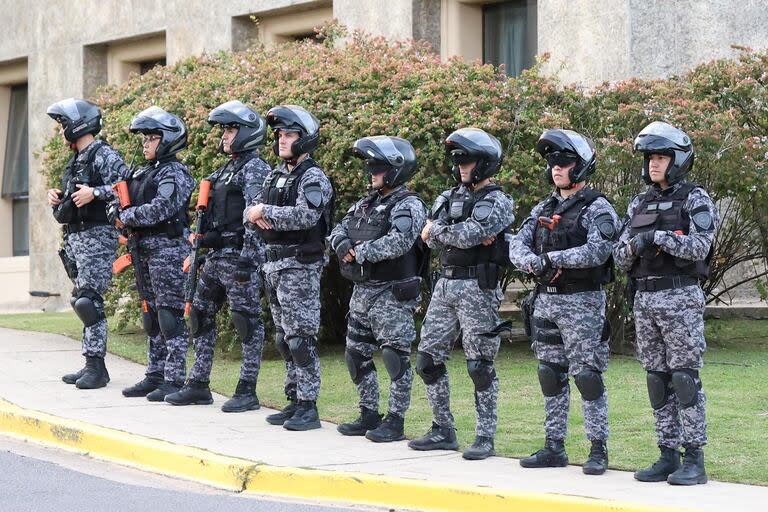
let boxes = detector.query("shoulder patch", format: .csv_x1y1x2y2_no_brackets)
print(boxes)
691,205,714,232
392,210,413,233
472,199,495,222
303,181,323,209
157,178,176,199
595,212,617,240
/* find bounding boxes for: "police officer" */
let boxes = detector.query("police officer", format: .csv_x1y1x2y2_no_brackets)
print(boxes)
116,107,196,402
165,101,272,411
409,128,513,460
508,129,618,475
330,136,428,442
46,98,129,389
245,105,333,431
614,121,718,486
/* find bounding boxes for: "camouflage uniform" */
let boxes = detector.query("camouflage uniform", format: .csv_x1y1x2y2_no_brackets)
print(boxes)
60,141,128,357
188,153,271,384
330,186,428,418
120,159,196,384
614,182,719,449
247,157,333,403
508,189,619,444
418,185,514,439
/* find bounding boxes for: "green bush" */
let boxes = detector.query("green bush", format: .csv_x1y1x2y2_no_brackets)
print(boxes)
41,25,768,352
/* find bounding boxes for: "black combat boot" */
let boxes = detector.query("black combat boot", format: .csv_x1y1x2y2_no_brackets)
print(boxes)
667,445,707,485
337,407,382,436
634,446,681,482
583,440,608,475
283,400,321,431
462,436,495,460
266,398,298,425
519,438,569,468
408,422,459,451
122,372,164,397
165,380,214,405
62,361,87,385
366,413,405,443
74,357,110,389
221,379,259,413
146,380,183,402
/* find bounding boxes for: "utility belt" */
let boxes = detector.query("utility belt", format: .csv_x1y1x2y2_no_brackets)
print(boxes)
133,223,184,239
63,221,109,235
634,275,699,292
265,242,324,264
439,263,500,290
537,281,603,295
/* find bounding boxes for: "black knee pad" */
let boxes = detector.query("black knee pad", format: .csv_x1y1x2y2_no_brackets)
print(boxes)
345,347,376,384
415,351,446,385
275,330,291,362
231,310,256,341
537,361,569,397
142,310,160,337
574,369,605,401
671,368,701,409
72,289,105,327
646,371,672,410
288,336,313,367
467,359,496,392
188,306,214,337
382,346,410,381
158,307,185,339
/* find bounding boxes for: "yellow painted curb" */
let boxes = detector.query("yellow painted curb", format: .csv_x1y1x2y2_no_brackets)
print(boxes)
0,398,692,512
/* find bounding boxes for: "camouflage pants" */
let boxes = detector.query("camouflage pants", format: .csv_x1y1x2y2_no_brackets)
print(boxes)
634,285,707,448
138,239,190,383
532,290,609,442
189,256,265,384
265,264,322,402
64,225,118,358
418,278,503,438
346,281,418,417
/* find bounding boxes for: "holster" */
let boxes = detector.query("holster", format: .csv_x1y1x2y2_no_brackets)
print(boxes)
58,247,78,280
476,262,500,291
521,289,538,338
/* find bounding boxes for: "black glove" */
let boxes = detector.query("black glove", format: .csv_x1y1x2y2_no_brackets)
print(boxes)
630,231,657,258
234,256,255,283
106,202,120,226
334,238,354,261
200,230,223,249
530,253,552,277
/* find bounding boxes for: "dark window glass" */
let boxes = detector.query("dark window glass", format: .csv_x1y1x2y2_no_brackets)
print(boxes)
12,198,28,256
139,58,166,75
2,84,29,256
483,0,537,77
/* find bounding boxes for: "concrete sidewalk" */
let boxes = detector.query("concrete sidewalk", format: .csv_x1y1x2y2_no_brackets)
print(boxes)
0,327,765,512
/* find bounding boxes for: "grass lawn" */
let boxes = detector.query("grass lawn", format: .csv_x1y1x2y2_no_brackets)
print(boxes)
0,312,766,485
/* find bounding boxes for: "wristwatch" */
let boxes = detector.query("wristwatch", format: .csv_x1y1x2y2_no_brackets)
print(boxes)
93,188,102,199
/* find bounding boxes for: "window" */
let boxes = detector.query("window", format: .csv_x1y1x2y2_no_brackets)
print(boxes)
231,2,332,50
139,58,167,75
483,0,537,76
1,85,28,256
83,33,166,96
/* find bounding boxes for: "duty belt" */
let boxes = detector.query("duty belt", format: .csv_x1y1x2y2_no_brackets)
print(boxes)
440,265,478,279
64,221,108,234
537,282,603,295
634,276,699,292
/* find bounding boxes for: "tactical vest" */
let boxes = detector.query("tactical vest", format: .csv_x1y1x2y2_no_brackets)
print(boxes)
259,158,328,247
56,140,108,225
127,159,189,238
342,189,425,282
628,182,711,280
438,185,510,268
206,154,260,247
532,187,613,287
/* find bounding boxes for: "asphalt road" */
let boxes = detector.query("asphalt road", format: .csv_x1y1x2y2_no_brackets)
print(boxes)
0,435,396,512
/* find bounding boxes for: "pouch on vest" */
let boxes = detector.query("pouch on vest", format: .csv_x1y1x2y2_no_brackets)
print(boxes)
391,278,421,301
477,262,500,290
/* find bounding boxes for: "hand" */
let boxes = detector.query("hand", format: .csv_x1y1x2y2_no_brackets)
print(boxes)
421,220,433,242
47,188,63,206
254,218,273,230
629,231,656,257
246,204,265,223
234,257,255,283
334,239,353,261
72,184,95,207
529,253,552,277
342,248,356,263
481,235,496,246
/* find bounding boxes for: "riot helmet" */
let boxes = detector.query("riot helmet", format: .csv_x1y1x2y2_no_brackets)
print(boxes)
46,98,102,143
129,106,187,159
207,100,266,154
352,135,417,189
634,121,694,185
444,128,503,184
266,105,320,159
536,129,596,188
